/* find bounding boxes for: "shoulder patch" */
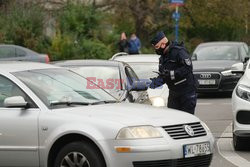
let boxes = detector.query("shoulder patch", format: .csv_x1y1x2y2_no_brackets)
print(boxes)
184,58,191,66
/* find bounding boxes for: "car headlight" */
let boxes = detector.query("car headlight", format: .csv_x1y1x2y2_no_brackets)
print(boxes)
221,70,236,76
116,126,163,139
150,97,165,107
236,84,250,102
200,121,211,133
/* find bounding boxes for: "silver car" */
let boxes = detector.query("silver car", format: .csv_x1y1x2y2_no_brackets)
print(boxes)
0,61,214,167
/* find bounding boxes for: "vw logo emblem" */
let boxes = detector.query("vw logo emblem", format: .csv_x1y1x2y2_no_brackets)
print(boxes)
200,73,212,79
184,125,195,137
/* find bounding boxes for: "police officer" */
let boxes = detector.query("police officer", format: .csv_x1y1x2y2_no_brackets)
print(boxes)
149,31,198,114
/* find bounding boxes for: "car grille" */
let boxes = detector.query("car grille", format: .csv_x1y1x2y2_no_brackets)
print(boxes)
194,72,221,89
162,122,207,140
133,154,212,167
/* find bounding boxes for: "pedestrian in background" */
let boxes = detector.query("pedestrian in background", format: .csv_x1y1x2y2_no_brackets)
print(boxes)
118,32,129,53
128,33,141,54
149,31,198,114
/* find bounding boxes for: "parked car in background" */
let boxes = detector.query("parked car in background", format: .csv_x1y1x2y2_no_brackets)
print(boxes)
192,42,249,93
0,61,214,167
232,60,250,150
54,59,150,105
111,53,169,107
0,44,50,63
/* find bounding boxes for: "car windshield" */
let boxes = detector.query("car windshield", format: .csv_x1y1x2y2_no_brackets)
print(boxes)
194,45,239,61
128,63,158,79
13,68,117,108
69,66,122,91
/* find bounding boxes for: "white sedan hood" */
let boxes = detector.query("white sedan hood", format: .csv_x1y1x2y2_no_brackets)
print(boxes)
55,103,200,127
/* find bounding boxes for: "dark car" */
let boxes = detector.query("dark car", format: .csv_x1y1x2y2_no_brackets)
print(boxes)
192,42,250,93
54,59,149,104
0,44,50,63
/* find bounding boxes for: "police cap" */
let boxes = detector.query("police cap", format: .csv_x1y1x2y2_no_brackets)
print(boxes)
151,31,166,45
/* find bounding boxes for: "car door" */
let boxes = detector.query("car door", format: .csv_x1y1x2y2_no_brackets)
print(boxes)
124,66,148,103
0,75,39,167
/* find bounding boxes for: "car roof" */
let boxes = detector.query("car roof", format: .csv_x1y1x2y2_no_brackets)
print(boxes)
54,59,125,67
113,54,160,63
197,42,245,47
0,61,59,73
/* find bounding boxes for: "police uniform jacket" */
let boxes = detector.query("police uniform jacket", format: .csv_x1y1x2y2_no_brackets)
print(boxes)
151,42,198,94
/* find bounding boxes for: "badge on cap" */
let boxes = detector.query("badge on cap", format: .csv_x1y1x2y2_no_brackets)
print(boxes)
184,59,191,66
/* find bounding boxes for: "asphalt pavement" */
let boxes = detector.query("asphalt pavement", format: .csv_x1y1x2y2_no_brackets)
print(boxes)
195,93,250,167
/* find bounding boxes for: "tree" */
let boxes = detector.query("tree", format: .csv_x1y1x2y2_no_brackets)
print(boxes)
111,0,173,46
182,0,248,41
49,2,112,60
0,1,46,50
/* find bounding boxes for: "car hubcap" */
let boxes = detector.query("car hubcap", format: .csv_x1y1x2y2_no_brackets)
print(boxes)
60,152,90,167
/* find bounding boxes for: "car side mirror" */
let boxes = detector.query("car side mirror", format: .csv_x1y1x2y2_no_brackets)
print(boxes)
129,80,148,91
4,96,28,108
244,57,249,63
231,63,244,75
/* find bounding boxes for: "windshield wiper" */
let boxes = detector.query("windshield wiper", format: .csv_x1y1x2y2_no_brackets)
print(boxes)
50,101,90,106
90,100,119,105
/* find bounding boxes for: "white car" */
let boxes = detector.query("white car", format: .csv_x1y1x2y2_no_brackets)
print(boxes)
111,53,169,107
0,61,214,167
232,60,250,150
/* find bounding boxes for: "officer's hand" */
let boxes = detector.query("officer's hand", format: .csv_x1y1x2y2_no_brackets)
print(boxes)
159,69,170,78
148,78,155,89
163,68,170,75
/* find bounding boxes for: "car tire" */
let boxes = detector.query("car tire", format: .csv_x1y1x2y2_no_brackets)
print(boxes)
54,141,106,167
233,133,245,151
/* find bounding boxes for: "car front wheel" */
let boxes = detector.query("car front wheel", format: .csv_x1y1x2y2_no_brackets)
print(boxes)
54,141,106,167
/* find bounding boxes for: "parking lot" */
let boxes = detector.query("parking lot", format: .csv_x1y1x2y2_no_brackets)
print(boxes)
196,94,250,167
0,0,250,166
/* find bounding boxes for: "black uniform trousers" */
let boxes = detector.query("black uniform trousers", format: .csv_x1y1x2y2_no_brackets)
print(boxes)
167,90,197,115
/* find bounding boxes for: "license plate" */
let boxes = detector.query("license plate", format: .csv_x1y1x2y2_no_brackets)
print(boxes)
183,142,211,158
198,79,216,85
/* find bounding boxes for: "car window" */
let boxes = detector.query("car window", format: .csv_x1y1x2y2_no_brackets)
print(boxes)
195,45,239,61
125,66,139,85
129,63,158,79
15,48,26,57
0,75,37,108
14,69,116,108
70,66,122,90
0,47,15,58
